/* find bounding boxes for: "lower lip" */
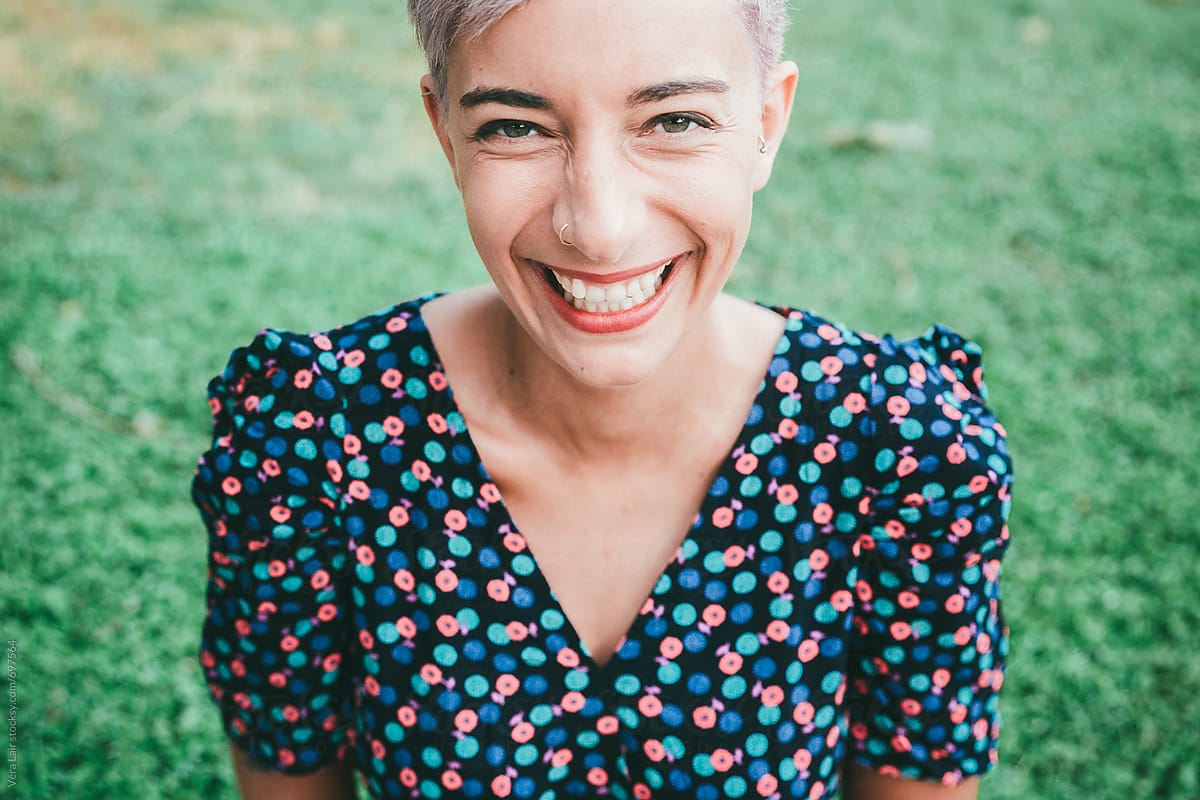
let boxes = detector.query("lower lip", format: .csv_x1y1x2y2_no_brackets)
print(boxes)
539,256,686,335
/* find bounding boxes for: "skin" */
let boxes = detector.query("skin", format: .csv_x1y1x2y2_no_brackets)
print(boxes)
418,0,795,677
424,0,787,392
231,745,356,800
843,764,980,800
228,1,982,797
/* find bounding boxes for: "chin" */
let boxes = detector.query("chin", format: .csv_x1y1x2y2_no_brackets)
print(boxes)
550,338,680,390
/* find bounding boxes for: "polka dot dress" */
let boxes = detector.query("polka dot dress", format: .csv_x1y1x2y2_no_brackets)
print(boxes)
194,294,1012,799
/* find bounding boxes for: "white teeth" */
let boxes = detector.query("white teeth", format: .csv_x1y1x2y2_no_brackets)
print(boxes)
549,261,672,314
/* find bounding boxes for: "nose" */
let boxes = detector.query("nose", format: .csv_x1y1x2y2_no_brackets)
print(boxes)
555,140,647,264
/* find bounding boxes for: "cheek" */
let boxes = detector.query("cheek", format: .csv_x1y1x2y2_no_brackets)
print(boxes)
668,161,756,243
459,163,553,250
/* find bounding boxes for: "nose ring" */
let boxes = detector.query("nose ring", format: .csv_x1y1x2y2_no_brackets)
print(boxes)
558,223,574,247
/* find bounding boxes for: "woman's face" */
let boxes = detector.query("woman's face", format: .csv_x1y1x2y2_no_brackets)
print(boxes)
423,0,796,388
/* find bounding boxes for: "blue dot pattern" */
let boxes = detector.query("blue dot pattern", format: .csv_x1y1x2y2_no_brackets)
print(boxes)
194,295,1012,798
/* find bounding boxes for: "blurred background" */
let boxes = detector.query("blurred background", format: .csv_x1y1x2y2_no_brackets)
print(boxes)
1,0,1197,797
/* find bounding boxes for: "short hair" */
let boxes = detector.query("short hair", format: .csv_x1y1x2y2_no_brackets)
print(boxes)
408,0,789,102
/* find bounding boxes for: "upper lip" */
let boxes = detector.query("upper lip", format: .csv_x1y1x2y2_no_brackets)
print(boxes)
530,253,684,284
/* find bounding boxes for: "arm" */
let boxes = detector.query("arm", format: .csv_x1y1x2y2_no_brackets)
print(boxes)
845,328,1013,786
194,331,355,786
843,764,979,800
232,746,358,800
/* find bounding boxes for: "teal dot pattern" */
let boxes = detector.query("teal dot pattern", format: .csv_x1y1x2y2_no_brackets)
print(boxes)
195,295,1013,798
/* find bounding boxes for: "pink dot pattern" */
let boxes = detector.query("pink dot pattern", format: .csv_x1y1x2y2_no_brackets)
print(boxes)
195,295,1012,798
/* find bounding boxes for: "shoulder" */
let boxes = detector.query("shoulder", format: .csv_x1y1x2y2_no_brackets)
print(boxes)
869,324,996,416
766,304,1012,510
768,304,1004,425
767,306,992,392
194,295,445,543
836,318,1013,561
865,322,1011,482
204,294,444,426
767,306,879,385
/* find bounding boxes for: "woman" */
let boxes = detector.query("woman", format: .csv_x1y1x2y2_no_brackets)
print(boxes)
193,1,1012,798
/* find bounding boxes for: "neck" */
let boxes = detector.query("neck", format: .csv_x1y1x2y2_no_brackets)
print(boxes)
491,293,768,466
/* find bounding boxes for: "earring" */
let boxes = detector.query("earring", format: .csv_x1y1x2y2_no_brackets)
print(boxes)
558,223,574,247
757,135,768,154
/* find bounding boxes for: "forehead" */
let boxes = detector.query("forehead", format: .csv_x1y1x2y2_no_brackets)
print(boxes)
447,0,755,101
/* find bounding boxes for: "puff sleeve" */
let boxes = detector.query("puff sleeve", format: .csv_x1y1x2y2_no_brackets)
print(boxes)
846,326,1013,785
193,329,355,774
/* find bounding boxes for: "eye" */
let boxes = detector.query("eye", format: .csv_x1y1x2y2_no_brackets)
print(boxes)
659,116,695,134
648,113,714,135
497,121,536,138
474,120,541,141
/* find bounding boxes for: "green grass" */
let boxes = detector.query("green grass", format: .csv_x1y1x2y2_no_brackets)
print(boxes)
2,0,1198,797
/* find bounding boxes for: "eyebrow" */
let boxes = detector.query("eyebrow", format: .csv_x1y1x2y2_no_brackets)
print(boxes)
627,78,730,106
460,87,552,110
458,78,731,111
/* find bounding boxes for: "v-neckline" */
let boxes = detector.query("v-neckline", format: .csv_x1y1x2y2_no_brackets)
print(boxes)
411,294,793,672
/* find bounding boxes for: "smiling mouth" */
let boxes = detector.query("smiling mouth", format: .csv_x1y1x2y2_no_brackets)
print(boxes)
541,259,674,314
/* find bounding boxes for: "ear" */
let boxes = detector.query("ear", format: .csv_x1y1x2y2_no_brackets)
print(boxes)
420,74,461,188
752,60,799,191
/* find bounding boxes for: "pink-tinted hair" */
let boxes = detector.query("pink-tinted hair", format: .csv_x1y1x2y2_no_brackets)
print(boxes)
407,0,789,101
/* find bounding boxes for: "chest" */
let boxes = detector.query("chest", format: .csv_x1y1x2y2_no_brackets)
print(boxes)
346,421,857,799
477,436,727,667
